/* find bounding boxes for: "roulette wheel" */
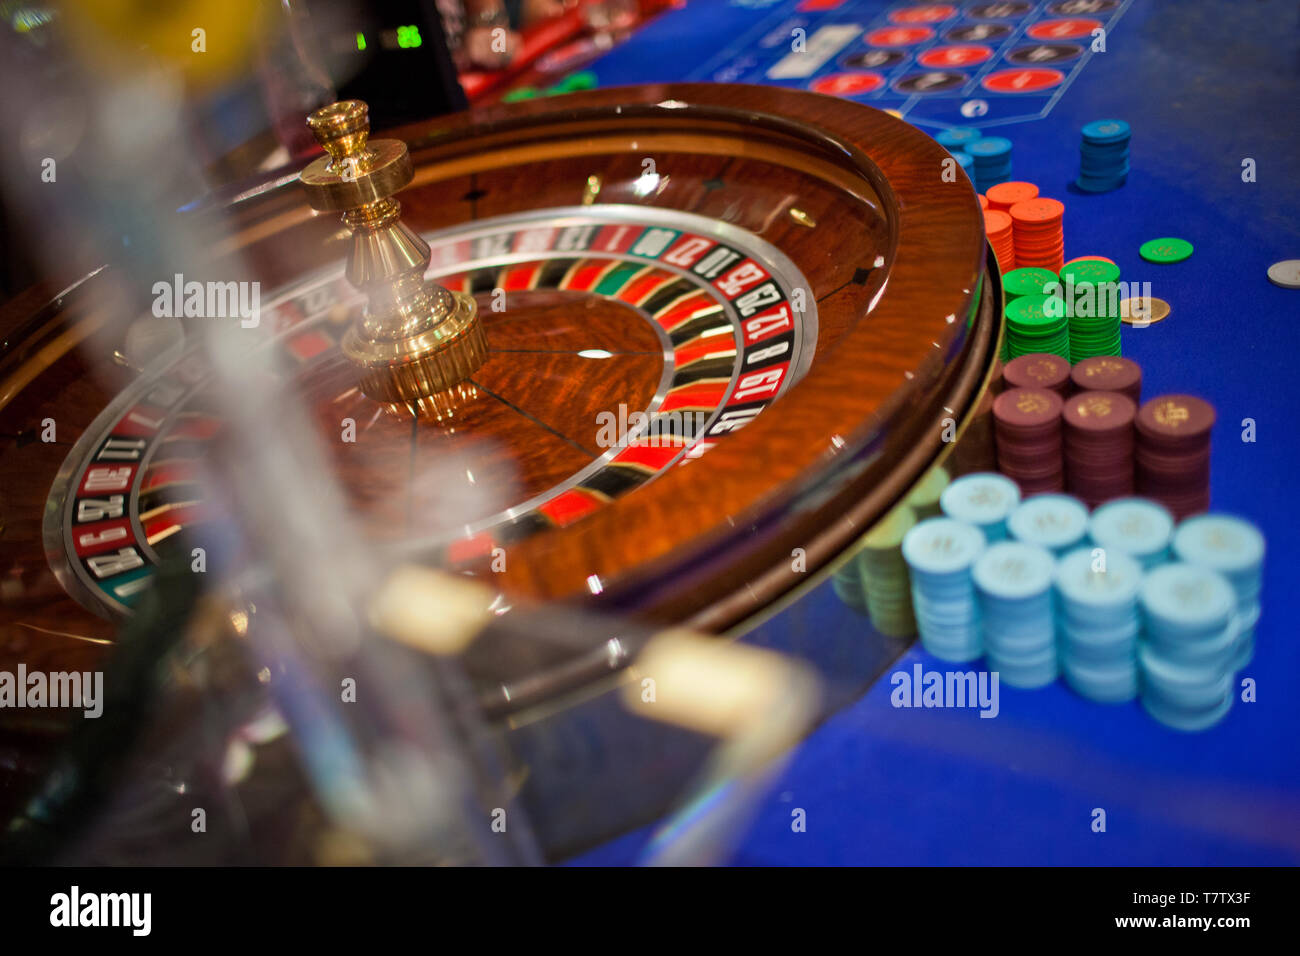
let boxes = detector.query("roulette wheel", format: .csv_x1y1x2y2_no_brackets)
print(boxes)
0,83,997,861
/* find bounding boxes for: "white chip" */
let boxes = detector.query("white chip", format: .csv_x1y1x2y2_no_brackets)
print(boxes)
1267,259,1300,289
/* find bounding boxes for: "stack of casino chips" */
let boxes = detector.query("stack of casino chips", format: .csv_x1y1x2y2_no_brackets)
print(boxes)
1009,197,1066,273
1000,271,1059,361
902,518,987,662
1136,395,1215,518
1172,514,1265,671
1076,119,1131,194
1062,390,1137,507
936,126,982,153
940,472,1021,542
984,209,1016,272
952,149,974,180
859,505,919,638
1088,497,1174,569
973,541,1058,688
986,181,1038,213
1002,351,1071,398
993,387,1065,495
905,465,951,521
1058,259,1123,359
1004,294,1069,362
831,559,868,613
966,136,1013,193
1054,547,1143,703
1138,563,1237,731
1008,493,1090,557
1069,356,1142,405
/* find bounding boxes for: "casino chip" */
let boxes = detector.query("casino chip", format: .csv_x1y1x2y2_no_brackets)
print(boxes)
1055,547,1142,703
1008,493,1090,555
1058,259,1122,360
940,472,1022,541
1140,237,1194,264
973,541,1058,688
1003,267,1060,301
1002,351,1070,396
986,180,1039,213
1088,497,1174,568
1009,197,1066,273
859,505,919,638
905,465,952,520
1004,293,1069,362
1076,119,1130,193
1267,259,1300,288
966,136,1013,193
1136,394,1215,518
1069,356,1141,404
1172,514,1265,670
902,517,988,662
1063,390,1136,507
993,387,1064,495
1138,562,1237,731
984,208,1016,272
936,126,983,150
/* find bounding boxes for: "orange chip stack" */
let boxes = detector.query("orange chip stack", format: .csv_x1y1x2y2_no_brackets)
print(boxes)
978,193,989,210
986,181,1039,212
1009,197,1066,273
983,208,1016,272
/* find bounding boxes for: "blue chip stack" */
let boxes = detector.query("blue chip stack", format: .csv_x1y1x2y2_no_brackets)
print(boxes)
831,561,867,612
1171,514,1265,671
940,472,1021,542
1007,494,1090,556
1088,497,1174,569
936,126,983,152
1138,563,1237,731
1076,119,1131,193
953,149,974,179
965,136,1014,193
1055,547,1143,703
973,541,1058,688
902,518,987,662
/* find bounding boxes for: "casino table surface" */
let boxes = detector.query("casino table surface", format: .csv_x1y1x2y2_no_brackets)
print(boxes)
571,0,1300,865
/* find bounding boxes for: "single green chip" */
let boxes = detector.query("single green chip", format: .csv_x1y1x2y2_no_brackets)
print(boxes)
1005,293,1066,330
502,87,540,102
1003,267,1059,298
1060,260,1121,286
1139,237,1194,263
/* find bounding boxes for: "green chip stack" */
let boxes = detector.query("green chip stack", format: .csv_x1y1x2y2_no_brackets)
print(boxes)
906,465,951,520
999,268,1059,362
1004,293,1070,362
832,560,868,612
859,505,919,637
1058,260,1122,360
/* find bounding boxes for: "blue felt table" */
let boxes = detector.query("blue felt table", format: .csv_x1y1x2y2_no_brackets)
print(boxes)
570,0,1300,865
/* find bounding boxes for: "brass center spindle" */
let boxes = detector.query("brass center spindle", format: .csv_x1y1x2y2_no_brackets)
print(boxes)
299,100,487,416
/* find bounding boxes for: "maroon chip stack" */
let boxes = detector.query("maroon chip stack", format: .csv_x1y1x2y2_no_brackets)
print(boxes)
1136,394,1216,518
1062,390,1137,507
992,387,1064,495
1002,353,1072,398
1069,356,1142,405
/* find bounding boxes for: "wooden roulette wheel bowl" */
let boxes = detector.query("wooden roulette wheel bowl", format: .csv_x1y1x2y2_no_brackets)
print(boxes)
0,83,997,858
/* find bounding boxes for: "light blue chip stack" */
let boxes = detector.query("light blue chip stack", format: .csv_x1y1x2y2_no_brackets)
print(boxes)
953,149,973,178
1007,494,1090,556
1054,547,1143,703
1138,563,1238,731
902,518,987,662
965,136,1013,193
1171,514,1265,671
940,472,1021,542
1076,119,1131,193
1088,497,1174,569
973,541,1058,688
